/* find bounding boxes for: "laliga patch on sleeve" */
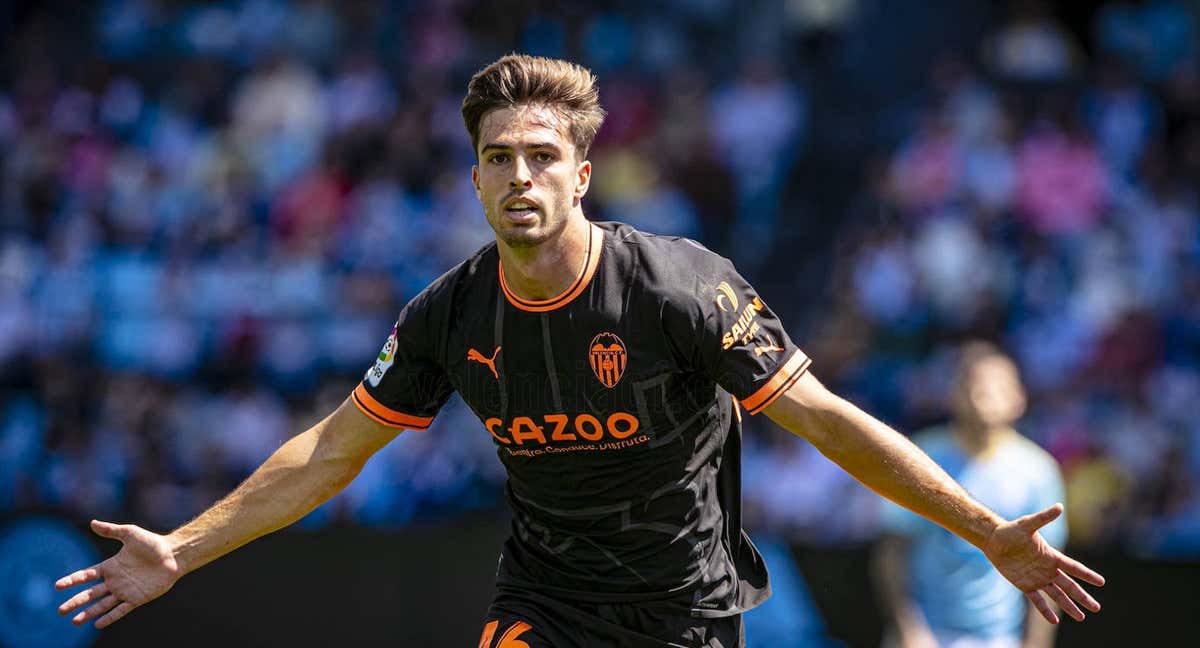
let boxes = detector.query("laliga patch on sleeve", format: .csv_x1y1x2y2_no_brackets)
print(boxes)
365,322,399,387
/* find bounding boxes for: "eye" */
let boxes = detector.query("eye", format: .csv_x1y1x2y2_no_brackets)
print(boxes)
534,151,555,163
489,153,509,164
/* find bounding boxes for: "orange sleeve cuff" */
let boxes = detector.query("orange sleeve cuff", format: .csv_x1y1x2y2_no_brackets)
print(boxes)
740,349,812,415
351,384,435,430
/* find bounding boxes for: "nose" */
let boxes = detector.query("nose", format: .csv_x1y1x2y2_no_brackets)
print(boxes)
509,155,533,190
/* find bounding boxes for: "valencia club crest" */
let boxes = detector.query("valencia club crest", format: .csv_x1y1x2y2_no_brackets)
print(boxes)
589,332,627,388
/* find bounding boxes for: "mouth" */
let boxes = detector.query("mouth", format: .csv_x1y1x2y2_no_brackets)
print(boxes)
502,196,541,223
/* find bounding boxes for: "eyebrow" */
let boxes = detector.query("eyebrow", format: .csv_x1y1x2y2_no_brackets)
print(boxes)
480,142,561,154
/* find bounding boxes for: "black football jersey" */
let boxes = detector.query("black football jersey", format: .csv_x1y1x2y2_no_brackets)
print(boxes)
354,221,811,617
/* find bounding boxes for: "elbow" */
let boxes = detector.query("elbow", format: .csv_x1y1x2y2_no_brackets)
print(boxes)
766,370,851,455
794,402,854,460
767,402,841,455
325,455,365,493
301,460,360,512
304,443,366,500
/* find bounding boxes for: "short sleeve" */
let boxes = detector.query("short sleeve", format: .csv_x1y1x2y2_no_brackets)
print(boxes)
352,289,455,430
669,250,811,415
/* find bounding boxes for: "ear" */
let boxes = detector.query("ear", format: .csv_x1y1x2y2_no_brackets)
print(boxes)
472,165,482,199
574,159,592,202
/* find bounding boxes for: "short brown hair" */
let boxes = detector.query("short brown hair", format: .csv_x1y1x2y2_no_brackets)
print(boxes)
461,54,606,159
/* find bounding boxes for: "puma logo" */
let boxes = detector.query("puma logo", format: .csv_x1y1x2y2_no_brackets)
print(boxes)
754,334,785,357
467,346,502,380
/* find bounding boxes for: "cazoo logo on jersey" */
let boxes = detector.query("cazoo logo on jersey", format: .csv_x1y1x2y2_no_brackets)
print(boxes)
483,411,649,456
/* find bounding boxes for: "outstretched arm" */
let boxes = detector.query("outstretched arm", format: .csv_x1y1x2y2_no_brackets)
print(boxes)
763,371,1104,624
56,397,401,628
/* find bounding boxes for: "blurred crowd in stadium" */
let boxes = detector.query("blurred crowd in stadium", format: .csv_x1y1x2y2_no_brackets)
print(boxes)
1,0,1197,559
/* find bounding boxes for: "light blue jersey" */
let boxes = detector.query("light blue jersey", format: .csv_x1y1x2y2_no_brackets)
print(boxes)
881,427,1067,640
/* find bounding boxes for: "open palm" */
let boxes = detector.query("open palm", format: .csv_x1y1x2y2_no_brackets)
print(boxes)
55,520,183,629
982,504,1105,624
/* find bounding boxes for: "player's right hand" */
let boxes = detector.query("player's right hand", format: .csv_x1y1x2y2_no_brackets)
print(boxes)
54,519,183,629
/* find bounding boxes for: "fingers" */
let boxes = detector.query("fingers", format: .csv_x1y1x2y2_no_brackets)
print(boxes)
1055,570,1101,613
1017,503,1063,532
55,566,102,590
90,519,131,541
71,594,120,626
1057,553,1106,587
59,582,109,616
1046,582,1085,622
1025,589,1058,625
95,601,136,629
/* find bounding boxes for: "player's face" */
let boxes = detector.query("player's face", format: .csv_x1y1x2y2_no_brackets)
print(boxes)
472,104,591,248
956,355,1027,428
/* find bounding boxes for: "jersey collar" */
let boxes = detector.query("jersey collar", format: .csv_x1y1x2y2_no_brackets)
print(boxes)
498,223,604,313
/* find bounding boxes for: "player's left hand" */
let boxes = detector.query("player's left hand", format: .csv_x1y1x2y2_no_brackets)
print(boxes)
982,503,1104,624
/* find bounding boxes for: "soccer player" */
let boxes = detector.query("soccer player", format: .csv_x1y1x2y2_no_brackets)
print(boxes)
56,55,1103,647
874,343,1068,648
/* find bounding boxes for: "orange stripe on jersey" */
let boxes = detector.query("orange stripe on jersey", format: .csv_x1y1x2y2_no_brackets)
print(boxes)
499,223,603,312
351,384,434,430
741,349,812,415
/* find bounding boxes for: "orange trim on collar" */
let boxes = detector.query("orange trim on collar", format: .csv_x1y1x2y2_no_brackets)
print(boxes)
741,349,812,415
499,223,604,313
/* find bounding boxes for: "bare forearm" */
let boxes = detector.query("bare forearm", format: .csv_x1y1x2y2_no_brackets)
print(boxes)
767,375,1002,548
166,414,361,574
824,399,1000,546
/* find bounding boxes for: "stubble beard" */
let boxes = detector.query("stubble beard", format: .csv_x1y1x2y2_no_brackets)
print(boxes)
487,205,569,249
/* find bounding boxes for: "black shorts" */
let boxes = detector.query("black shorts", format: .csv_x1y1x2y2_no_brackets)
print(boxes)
478,587,744,648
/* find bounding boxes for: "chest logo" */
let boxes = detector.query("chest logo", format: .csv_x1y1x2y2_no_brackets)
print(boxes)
589,332,627,388
467,346,502,380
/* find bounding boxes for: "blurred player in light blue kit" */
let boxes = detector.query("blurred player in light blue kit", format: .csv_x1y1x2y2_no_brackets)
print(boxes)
875,342,1067,648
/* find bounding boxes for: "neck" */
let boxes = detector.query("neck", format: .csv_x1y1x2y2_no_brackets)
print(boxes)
497,213,591,301
951,421,1013,457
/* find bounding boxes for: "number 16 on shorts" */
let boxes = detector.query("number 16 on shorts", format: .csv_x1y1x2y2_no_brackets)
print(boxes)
479,619,534,648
